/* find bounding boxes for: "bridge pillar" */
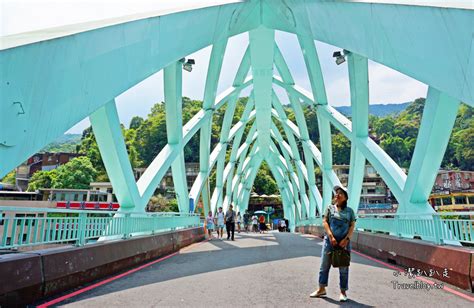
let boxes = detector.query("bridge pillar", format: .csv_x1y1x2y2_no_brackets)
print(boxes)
164,61,189,212
197,39,228,214
401,87,460,214
347,52,368,212
90,100,142,212
298,35,333,213
249,26,275,158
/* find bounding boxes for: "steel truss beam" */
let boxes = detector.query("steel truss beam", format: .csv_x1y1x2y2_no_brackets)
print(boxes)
1,2,469,232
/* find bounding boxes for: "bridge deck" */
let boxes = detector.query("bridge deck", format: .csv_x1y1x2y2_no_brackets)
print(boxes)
40,232,472,307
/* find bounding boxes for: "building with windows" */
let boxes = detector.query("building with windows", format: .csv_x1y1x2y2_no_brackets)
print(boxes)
322,164,396,205
429,170,474,211
15,152,81,191
134,163,200,196
432,170,473,193
155,163,200,197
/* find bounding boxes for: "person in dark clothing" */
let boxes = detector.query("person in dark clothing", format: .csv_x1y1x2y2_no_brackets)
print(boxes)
225,204,236,240
243,210,250,232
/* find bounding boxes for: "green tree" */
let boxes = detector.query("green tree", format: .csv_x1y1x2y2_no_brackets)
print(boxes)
402,98,425,119
1,170,16,184
28,170,57,191
52,156,97,189
124,128,142,168
393,119,419,139
253,163,278,195
168,198,179,212
304,106,320,143
135,104,168,165
380,136,409,167
332,133,351,165
453,123,474,170
77,128,106,179
373,117,396,137
182,97,203,162
129,116,144,130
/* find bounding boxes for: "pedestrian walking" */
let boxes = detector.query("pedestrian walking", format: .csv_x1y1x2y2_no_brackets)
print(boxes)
215,207,225,240
236,211,242,233
205,211,215,240
243,210,250,232
251,214,258,232
258,215,266,233
225,205,236,240
279,219,286,232
310,186,356,302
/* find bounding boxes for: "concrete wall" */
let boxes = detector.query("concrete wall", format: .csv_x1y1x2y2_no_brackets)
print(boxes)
0,201,55,207
0,227,205,306
296,226,473,292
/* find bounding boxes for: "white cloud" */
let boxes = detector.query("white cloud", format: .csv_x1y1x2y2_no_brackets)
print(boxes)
368,61,428,104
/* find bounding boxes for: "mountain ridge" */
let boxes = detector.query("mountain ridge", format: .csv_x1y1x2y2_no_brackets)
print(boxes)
335,102,410,117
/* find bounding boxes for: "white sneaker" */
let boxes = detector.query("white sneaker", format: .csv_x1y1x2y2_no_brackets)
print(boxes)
339,293,348,302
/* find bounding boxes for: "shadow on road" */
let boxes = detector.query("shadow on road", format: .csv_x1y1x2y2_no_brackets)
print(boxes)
39,232,388,306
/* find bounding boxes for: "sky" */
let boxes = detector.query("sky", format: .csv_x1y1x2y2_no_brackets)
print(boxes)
1,0,428,134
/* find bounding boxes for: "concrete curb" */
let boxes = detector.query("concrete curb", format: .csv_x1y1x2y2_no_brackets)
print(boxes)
0,227,205,307
296,226,473,292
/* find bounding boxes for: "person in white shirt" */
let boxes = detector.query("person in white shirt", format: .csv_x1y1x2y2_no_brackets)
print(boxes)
279,219,287,232
215,207,225,240
251,215,258,233
236,211,242,233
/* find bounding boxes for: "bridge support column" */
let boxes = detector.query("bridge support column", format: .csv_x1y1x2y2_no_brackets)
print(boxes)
90,100,141,212
195,39,228,214
347,52,368,212
164,61,189,213
401,87,460,214
274,43,320,217
298,35,333,213
212,46,251,212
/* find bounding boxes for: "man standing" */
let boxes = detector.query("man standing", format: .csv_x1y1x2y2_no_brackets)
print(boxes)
225,204,236,241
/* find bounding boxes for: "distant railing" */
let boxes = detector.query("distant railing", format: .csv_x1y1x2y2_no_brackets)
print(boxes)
0,207,200,250
297,212,474,245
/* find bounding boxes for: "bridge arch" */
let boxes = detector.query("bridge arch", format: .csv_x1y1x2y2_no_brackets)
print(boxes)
1,1,472,228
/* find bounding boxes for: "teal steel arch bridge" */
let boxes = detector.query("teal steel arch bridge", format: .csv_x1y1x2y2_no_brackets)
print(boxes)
1,1,473,236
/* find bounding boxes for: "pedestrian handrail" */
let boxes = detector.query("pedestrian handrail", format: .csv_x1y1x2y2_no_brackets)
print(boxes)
296,212,474,245
0,207,200,250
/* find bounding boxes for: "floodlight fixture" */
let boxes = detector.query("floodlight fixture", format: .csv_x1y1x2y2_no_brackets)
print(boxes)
333,50,350,65
182,58,195,72
335,56,346,65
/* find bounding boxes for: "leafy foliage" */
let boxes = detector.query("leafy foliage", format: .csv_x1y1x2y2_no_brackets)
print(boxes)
28,170,57,191
27,156,97,191
147,195,179,212
1,170,16,184
253,162,278,195
41,134,81,153
52,156,97,189
68,96,472,196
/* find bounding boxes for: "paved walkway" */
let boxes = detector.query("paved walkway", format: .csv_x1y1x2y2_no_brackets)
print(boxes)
46,232,472,307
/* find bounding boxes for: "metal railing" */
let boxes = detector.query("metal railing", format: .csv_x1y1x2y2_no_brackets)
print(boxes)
0,207,200,249
297,212,474,245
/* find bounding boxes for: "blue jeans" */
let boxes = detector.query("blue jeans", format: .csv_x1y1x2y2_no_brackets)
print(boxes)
318,236,351,290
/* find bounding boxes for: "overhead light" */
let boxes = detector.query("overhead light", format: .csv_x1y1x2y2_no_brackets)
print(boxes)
182,58,195,72
335,56,346,65
333,50,348,65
